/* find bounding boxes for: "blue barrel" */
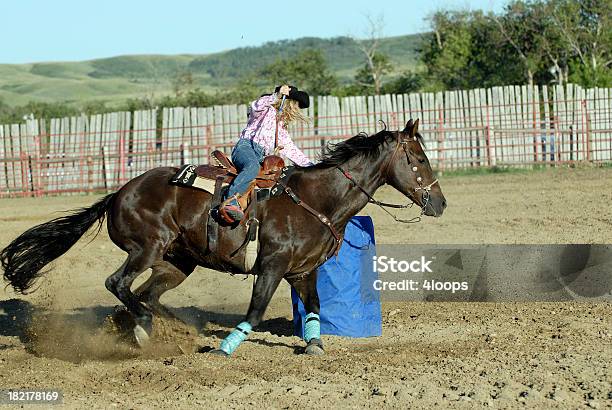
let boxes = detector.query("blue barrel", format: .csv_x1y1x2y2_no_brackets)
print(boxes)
292,216,382,338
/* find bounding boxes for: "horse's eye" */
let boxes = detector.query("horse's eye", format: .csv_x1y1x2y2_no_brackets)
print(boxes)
419,158,426,164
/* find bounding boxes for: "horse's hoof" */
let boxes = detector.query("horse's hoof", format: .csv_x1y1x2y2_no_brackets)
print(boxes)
305,338,325,356
110,307,136,334
305,344,325,355
209,349,230,357
133,324,150,347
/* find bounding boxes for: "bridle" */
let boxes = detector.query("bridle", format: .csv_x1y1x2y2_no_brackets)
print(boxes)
337,131,439,224
279,130,439,259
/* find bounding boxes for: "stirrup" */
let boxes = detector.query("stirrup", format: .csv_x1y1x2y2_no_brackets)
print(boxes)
218,196,244,224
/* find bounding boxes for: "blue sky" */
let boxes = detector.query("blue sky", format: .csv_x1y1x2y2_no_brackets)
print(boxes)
2,0,505,64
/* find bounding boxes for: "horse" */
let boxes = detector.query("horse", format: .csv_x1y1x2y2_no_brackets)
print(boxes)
1,119,446,356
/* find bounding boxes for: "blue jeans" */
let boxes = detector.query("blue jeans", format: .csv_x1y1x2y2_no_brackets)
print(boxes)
226,139,265,198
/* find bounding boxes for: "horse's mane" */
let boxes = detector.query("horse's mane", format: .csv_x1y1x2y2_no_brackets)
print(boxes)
310,127,425,168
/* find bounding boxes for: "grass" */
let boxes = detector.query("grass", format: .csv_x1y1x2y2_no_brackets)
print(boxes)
437,161,612,178
0,34,422,107
438,164,552,178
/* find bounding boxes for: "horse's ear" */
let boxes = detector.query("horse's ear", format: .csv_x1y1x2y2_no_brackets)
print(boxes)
412,119,420,138
403,119,414,134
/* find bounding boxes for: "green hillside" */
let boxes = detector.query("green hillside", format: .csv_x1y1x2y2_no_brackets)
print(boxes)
0,34,422,107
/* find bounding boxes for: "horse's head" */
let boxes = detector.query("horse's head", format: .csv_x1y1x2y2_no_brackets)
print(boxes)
384,119,446,217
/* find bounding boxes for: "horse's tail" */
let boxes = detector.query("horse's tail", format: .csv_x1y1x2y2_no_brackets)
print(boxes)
1,193,116,294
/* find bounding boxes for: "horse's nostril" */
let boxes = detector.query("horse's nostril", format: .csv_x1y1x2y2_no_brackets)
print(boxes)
442,200,447,208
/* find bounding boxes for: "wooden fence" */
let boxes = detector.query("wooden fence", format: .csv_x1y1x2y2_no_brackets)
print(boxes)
0,83,610,197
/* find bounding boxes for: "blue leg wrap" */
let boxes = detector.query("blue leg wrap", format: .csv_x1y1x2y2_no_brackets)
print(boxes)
220,321,252,355
304,313,320,342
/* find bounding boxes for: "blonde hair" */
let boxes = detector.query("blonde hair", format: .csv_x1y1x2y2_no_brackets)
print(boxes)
272,98,309,128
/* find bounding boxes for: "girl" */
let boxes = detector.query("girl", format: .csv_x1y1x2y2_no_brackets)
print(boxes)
220,84,313,223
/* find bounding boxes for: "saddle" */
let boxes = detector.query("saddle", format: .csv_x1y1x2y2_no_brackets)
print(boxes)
195,150,285,189
169,151,343,271
169,150,292,272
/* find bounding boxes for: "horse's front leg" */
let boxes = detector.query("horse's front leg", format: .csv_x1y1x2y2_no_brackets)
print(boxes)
288,270,324,355
211,265,284,356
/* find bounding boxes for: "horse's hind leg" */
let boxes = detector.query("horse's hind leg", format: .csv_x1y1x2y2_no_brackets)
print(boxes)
105,246,161,346
134,259,195,319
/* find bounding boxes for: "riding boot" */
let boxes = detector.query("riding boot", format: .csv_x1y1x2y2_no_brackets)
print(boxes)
218,195,244,224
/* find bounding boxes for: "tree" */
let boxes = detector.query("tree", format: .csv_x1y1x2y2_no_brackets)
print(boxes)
465,11,530,86
260,49,338,95
172,70,195,97
353,52,393,95
422,1,611,90
548,0,612,87
529,1,572,85
0,100,81,124
223,76,265,104
421,10,480,90
488,1,545,86
381,71,424,94
353,14,393,94
418,10,531,89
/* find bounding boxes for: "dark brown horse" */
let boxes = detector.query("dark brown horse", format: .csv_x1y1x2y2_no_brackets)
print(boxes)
1,119,446,356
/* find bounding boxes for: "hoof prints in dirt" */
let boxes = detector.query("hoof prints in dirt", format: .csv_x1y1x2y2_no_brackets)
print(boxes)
23,307,201,363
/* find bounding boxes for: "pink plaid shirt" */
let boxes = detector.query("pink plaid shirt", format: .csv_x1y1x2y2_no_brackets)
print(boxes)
239,94,311,166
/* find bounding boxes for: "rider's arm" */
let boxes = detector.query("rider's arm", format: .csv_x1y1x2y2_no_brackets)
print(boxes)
251,86,289,113
278,127,312,167
251,93,278,113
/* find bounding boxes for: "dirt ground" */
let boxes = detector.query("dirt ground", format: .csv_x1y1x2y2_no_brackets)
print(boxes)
0,166,611,409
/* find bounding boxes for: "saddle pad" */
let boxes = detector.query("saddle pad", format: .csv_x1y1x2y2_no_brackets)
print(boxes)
170,164,228,195
170,164,294,200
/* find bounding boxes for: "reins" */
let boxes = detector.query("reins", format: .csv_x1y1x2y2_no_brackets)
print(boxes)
336,133,439,224
337,166,423,224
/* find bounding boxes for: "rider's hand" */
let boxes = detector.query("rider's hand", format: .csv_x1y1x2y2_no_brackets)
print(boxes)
279,85,290,96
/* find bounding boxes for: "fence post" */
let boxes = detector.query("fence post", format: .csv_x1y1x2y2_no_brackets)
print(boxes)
554,116,561,163
34,135,42,197
102,145,111,192
119,128,126,185
87,156,93,192
437,107,444,171
532,87,537,163
20,152,28,196
181,142,191,165
582,99,591,162
485,126,492,167
485,102,493,167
